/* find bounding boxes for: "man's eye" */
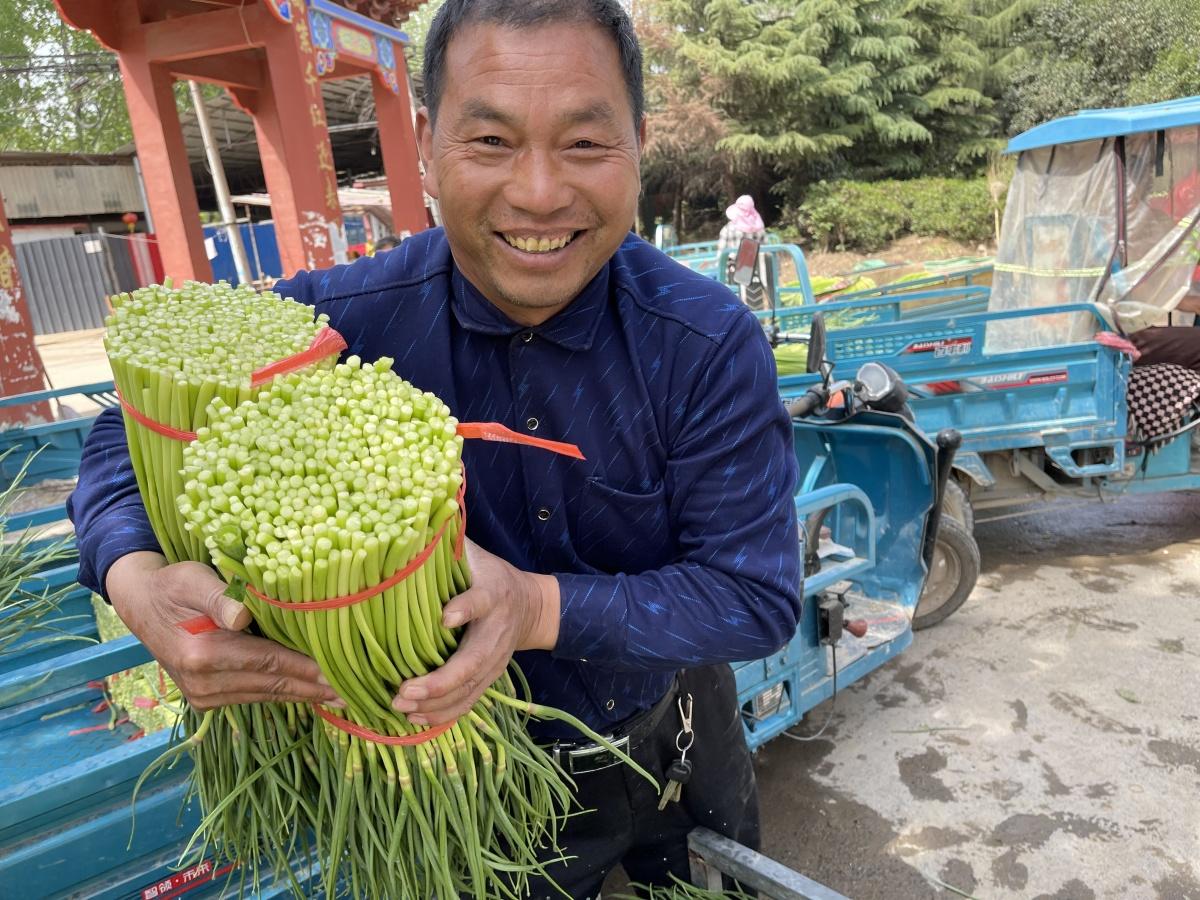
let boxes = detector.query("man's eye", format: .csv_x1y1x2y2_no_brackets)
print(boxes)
573,140,597,150
478,136,504,147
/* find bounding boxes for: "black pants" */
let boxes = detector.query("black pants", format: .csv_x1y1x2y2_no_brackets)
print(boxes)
525,664,760,900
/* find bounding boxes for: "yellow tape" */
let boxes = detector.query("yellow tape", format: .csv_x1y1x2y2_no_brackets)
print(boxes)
993,263,1107,278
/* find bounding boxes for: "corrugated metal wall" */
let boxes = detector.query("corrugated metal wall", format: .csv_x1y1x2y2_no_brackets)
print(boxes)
0,163,143,219
14,235,135,334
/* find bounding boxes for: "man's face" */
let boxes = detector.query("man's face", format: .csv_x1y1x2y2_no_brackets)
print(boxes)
417,21,644,325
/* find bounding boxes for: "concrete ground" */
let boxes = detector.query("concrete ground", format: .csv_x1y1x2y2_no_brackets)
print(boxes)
34,327,110,415
755,491,1200,900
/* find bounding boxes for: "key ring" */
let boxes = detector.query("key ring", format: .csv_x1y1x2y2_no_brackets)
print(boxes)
675,693,695,755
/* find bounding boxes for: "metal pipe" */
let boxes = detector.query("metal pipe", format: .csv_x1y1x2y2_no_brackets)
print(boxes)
187,80,253,286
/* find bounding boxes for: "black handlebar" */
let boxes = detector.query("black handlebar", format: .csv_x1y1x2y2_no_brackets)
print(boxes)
786,389,825,418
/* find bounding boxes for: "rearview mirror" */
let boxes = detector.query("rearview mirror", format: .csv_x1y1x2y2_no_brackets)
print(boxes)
806,313,827,374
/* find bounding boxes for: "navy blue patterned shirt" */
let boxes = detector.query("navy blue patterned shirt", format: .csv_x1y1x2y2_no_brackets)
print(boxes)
68,228,801,737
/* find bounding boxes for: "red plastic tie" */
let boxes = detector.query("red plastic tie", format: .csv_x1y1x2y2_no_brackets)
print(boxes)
116,389,199,442
313,704,455,746
179,615,220,635
247,520,450,611
246,465,467,612
250,326,348,387
454,467,468,560
116,326,347,442
457,422,585,460
133,696,159,709
91,699,109,714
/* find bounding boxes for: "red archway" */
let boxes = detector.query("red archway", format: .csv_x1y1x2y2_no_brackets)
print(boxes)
55,0,430,282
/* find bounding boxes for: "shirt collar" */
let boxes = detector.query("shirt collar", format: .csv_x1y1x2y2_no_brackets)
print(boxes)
450,260,609,352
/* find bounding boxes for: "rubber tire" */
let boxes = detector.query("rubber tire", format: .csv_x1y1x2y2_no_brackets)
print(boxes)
941,478,974,533
913,516,980,631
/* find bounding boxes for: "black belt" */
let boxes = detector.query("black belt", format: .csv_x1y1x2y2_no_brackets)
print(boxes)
548,677,680,776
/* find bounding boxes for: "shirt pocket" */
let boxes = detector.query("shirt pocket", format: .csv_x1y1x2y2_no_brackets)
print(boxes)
571,477,673,575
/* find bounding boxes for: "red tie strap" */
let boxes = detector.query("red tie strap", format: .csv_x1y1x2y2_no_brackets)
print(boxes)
313,705,454,746
456,422,585,460
250,326,348,387
244,468,467,612
117,326,347,442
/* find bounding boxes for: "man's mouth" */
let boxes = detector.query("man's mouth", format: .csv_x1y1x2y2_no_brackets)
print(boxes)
499,231,580,254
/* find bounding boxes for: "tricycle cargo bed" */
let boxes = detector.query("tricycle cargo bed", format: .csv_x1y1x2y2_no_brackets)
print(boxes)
780,304,1131,480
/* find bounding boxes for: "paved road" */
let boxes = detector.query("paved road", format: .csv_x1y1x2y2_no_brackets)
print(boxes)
756,491,1200,900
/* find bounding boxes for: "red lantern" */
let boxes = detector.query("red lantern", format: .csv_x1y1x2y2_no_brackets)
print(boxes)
122,211,139,233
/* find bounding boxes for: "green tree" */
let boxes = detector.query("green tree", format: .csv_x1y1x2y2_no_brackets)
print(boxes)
651,0,995,194
1003,0,1200,134
0,0,131,153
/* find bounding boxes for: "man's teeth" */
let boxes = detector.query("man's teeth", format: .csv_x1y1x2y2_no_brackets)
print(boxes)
503,234,574,253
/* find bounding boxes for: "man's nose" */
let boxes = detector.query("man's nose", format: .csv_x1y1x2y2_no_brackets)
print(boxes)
504,147,573,217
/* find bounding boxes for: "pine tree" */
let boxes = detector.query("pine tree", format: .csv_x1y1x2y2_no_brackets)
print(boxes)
652,0,994,188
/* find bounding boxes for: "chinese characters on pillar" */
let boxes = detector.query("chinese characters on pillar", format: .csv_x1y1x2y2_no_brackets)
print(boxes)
0,205,51,423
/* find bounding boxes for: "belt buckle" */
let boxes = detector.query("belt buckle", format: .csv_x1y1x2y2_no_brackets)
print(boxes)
554,734,630,775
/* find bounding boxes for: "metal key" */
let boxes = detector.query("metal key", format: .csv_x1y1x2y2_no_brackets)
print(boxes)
657,693,695,810
657,758,691,809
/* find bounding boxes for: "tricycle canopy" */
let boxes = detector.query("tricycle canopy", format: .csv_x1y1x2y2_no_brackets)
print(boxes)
988,96,1200,351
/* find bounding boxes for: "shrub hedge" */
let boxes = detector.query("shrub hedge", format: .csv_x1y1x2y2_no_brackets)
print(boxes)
795,177,1002,252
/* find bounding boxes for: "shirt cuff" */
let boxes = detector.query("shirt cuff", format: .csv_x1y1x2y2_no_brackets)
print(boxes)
84,514,163,601
551,572,629,663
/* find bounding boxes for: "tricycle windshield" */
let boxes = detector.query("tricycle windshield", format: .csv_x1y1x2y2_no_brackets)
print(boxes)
987,124,1200,352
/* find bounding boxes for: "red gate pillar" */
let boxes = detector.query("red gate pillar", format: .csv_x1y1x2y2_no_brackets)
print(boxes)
117,55,212,282
0,201,51,423
249,11,343,276
373,73,428,236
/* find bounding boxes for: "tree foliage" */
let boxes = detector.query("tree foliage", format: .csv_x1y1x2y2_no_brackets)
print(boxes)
0,0,131,154
1002,0,1200,133
644,0,998,225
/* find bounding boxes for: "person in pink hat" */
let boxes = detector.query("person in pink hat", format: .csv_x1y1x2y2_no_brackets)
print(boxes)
717,194,768,308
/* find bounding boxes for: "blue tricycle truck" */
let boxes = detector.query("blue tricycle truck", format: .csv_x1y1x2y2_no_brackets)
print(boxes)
0,316,954,897
776,95,1200,629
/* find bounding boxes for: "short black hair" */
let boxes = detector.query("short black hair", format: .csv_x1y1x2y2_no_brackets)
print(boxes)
373,234,401,251
422,0,644,129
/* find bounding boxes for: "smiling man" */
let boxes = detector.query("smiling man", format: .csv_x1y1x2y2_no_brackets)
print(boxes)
68,1,801,895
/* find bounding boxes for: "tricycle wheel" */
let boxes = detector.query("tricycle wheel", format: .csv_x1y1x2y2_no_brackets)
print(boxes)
942,478,974,533
913,517,979,630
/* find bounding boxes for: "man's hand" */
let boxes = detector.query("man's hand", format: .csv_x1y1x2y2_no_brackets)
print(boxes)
391,539,560,726
106,551,344,711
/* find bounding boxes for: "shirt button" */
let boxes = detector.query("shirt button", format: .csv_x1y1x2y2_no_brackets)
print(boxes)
605,699,615,711
526,416,539,431
522,332,534,343
536,507,552,521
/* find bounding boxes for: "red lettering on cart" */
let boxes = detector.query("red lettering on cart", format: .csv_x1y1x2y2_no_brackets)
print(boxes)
977,370,1069,389
904,336,972,357
139,860,235,900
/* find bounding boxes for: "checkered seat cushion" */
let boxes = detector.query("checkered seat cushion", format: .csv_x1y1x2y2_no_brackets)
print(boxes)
1127,363,1200,445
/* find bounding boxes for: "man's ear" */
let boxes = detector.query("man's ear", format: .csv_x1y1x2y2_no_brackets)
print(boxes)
416,106,439,199
637,114,647,150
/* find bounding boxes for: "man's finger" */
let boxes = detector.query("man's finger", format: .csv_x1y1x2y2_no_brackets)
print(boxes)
393,637,495,709
401,661,509,725
191,683,347,710
219,631,329,683
439,586,488,630
182,632,343,706
200,581,253,632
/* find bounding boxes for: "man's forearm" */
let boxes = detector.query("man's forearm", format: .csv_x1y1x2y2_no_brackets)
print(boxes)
552,563,799,672
67,407,162,597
